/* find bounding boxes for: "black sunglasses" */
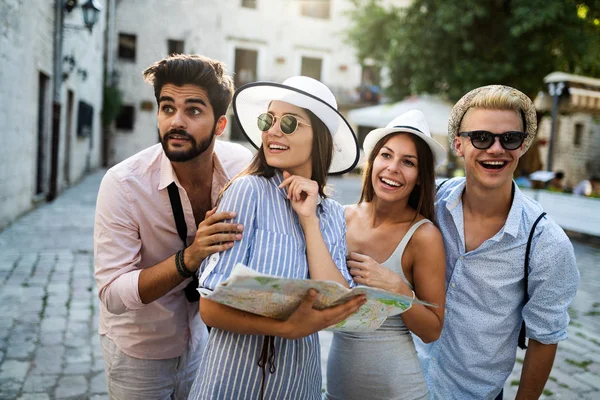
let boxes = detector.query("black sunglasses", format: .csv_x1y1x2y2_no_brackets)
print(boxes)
257,112,311,135
459,130,528,150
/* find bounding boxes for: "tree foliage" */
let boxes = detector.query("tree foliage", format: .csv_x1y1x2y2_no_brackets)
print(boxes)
346,0,600,101
102,85,123,126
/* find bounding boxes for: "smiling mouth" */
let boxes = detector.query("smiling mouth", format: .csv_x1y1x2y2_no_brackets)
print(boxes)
268,144,289,151
380,177,402,187
479,160,507,170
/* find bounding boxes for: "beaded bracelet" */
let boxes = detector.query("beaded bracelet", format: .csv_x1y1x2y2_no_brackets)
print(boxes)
175,249,194,279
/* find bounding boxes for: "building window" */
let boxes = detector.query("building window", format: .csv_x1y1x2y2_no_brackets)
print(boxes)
574,123,584,146
360,65,381,103
301,57,322,81
118,33,137,61
234,48,258,88
241,0,257,8
301,0,330,19
116,105,135,130
231,48,259,141
167,39,184,55
77,101,94,137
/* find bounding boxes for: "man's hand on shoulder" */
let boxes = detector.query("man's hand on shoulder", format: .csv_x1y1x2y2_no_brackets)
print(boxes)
185,208,244,270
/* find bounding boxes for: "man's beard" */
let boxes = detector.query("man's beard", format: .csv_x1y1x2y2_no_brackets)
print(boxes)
159,128,215,162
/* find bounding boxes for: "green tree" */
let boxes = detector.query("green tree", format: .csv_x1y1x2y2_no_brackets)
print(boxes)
346,0,600,101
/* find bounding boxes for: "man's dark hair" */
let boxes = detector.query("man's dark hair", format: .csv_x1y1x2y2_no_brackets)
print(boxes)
555,171,564,180
143,54,234,122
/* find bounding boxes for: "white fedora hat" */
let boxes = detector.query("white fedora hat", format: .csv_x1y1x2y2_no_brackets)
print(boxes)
363,110,446,168
232,76,360,175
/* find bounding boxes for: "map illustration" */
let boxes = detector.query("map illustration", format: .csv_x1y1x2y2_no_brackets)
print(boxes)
198,264,437,332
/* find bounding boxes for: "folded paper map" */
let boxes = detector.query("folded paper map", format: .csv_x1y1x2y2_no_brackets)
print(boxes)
198,264,437,332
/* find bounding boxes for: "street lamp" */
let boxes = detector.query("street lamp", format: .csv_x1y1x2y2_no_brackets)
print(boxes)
64,0,103,33
546,80,566,173
81,0,103,32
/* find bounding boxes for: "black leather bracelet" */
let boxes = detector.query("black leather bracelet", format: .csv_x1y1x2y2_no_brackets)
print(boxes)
175,249,194,279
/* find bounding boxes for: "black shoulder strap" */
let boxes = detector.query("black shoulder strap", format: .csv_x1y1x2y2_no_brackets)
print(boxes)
167,182,187,246
518,211,547,350
167,182,201,303
436,179,449,192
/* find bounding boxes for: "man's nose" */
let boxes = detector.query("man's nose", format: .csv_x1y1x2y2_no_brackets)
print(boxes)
487,137,505,153
170,110,186,129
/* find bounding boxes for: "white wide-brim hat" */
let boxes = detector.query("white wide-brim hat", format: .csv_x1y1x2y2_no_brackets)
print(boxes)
363,110,446,168
232,76,360,175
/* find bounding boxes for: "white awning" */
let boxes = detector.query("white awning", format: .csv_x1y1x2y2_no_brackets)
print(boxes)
347,95,453,135
544,72,600,88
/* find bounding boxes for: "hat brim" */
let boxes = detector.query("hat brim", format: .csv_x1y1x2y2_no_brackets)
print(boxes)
232,82,359,175
363,127,447,168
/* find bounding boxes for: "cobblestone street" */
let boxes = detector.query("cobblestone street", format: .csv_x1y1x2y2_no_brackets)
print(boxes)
1,169,599,399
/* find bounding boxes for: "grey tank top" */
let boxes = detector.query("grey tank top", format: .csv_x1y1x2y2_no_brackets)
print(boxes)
375,218,430,331
325,219,432,400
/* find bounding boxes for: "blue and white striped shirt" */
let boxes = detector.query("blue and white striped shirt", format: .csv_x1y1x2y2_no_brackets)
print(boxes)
414,178,579,399
189,171,353,400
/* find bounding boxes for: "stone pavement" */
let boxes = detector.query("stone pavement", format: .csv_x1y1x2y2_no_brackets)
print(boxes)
0,169,599,399
0,171,104,400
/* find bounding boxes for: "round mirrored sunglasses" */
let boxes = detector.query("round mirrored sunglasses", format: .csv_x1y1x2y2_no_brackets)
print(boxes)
459,130,527,150
257,112,311,135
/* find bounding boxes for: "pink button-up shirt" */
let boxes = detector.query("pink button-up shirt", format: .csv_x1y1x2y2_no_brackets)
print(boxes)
94,141,252,359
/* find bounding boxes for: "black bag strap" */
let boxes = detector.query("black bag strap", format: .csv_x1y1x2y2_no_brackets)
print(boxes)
518,211,547,350
436,179,449,192
167,183,187,246
167,182,200,303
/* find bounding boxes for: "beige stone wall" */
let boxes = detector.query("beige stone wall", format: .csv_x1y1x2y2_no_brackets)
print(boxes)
537,113,600,189
0,0,106,230
0,0,55,230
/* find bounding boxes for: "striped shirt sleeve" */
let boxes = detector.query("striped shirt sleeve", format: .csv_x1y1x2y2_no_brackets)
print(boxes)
324,199,354,288
201,176,258,290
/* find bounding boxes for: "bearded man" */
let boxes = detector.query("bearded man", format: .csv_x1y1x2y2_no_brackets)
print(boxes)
94,54,252,399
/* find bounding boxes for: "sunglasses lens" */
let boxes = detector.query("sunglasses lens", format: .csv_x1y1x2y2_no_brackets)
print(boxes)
280,115,298,135
257,113,273,132
501,132,525,150
470,131,494,149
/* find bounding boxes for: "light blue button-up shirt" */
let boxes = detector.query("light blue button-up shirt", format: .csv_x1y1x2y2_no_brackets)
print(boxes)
189,171,353,400
415,178,579,400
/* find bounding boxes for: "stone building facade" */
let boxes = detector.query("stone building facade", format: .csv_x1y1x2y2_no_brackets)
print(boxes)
0,0,380,230
1,0,385,230
534,73,600,189
537,114,600,188
107,0,370,164
0,0,106,231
